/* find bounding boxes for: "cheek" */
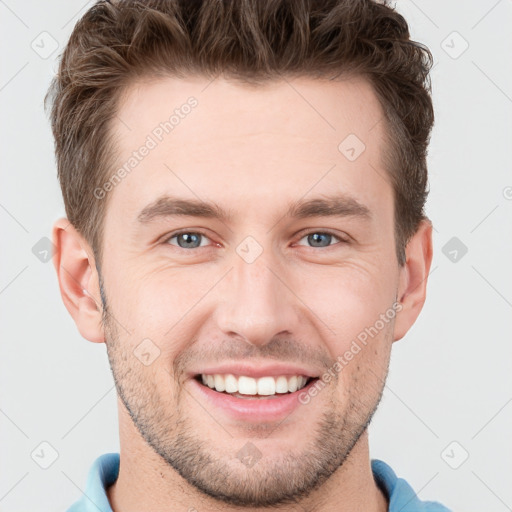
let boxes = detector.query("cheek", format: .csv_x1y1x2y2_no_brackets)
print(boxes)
331,318,393,414
114,266,193,324
294,262,398,352
115,267,216,359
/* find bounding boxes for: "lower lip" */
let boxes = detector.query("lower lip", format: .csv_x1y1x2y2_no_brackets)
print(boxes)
190,377,318,423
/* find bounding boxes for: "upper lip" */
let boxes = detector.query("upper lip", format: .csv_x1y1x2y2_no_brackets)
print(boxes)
189,362,321,379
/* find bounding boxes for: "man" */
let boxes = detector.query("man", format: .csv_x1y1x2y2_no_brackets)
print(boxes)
47,0,450,510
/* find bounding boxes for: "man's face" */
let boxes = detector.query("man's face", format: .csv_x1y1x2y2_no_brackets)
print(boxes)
100,75,402,506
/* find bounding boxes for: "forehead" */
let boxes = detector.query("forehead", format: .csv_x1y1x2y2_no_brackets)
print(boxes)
106,74,391,228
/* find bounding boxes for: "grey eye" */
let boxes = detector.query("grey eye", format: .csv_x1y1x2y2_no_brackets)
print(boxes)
297,232,342,248
168,232,209,249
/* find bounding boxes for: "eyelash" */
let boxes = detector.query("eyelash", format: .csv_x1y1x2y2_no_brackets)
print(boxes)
162,229,349,250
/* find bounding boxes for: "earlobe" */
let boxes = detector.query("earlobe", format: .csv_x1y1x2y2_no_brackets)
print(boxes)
52,218,105,344
393,219,434,342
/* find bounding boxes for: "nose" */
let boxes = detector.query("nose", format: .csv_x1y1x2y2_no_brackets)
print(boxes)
214,250,301,348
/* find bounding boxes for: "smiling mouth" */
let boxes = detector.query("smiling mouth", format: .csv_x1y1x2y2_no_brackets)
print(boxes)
194,373,318,399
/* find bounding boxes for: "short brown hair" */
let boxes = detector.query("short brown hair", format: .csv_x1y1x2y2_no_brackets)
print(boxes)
46,0,434,268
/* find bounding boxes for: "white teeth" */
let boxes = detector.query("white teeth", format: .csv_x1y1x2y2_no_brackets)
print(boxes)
288,376,298,393
200,373,311,395
257,376,275,396
214,374,225,392
224,374,238,393
238,376,257,395
275,376,288,393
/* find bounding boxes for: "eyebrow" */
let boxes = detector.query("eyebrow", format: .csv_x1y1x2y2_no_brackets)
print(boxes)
136,193,372,224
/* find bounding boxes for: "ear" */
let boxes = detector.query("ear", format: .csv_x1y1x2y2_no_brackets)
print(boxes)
393,219,433,342
52,217,105,343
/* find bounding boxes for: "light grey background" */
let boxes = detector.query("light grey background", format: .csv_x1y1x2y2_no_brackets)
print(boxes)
1,1,511,510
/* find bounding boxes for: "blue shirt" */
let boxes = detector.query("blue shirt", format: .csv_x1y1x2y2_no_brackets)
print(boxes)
66,453,451,511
